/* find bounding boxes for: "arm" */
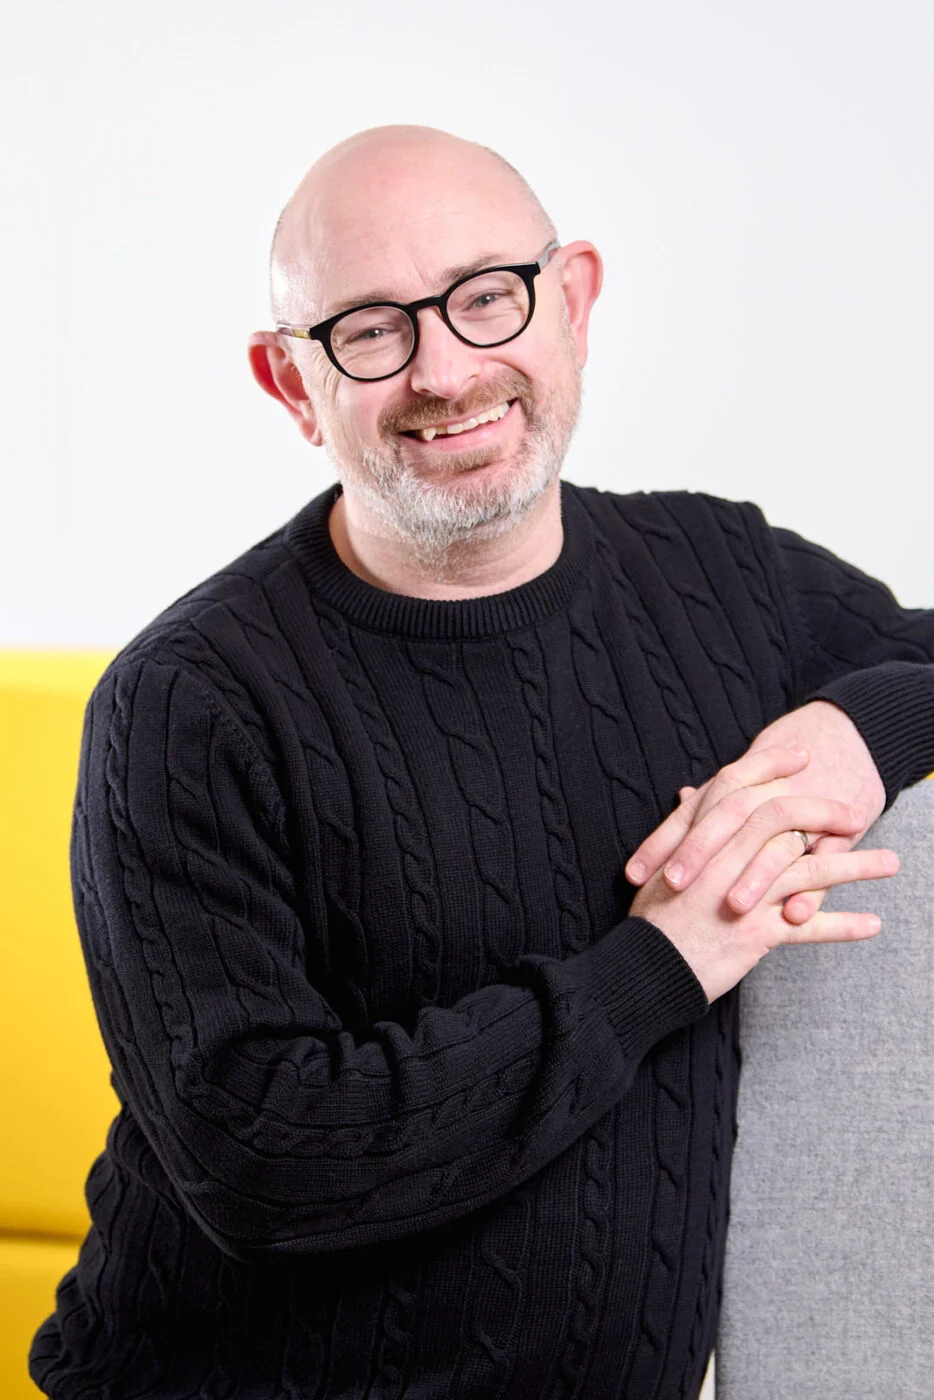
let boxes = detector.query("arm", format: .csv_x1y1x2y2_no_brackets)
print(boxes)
777,527,934,804
627,525,934,909
76,656,707,1261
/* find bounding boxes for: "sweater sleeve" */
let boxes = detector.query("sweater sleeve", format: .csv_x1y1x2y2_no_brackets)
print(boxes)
75,656,707,1260
773,527,934,805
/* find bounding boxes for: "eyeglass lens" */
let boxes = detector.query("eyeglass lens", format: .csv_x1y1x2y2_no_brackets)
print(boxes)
330,269,532,378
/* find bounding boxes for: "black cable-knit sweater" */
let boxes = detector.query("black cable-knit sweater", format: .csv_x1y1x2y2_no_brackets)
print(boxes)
31,480,934,1400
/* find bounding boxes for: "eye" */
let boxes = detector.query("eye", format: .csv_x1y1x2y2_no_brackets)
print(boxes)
467,290,506,310
448,271,528,327
346,325,390,344
332,306,411,356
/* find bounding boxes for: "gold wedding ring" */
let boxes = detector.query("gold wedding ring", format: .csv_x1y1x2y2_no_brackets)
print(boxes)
792,829,812,854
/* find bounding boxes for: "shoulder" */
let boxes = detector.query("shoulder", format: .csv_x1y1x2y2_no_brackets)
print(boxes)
92,490,335,743
564,481,772,557
566,480,797,648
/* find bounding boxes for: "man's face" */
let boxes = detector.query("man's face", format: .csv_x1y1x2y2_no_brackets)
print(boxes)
279,161,592,555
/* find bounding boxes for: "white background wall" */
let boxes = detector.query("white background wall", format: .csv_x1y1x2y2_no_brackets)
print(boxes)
3,0,932,647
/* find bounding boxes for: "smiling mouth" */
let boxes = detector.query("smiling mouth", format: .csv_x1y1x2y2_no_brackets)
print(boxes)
402,399,515,442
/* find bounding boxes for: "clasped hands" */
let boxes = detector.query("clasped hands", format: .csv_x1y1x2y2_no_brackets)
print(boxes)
625,701,897,1003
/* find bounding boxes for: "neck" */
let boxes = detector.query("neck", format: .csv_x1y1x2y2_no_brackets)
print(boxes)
327,478,564,600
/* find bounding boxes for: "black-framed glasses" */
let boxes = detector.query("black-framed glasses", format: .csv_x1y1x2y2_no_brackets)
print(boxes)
275,240,561,382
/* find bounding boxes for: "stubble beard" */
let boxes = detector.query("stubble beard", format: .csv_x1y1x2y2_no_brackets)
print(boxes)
323,342,583,567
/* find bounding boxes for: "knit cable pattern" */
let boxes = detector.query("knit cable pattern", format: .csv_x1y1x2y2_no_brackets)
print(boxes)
545,1118,614,1400
590,525,712,787
317,602,445,1007
702,497,794,711
406,639,525,976
620,1033,694,1398
369,1268,420,1400
568,590,657,837
507,630,590,954
444,1186,532,1400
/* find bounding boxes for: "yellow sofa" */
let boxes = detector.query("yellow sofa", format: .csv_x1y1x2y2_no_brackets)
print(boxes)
0,653,117,1400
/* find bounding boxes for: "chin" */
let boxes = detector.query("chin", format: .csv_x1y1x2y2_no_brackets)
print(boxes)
332,416,566,549
398,451,559,542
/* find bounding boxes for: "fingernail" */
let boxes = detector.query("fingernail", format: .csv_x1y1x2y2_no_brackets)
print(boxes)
866,916,881,935
627,861,645,883
664,863,684,888
790,745,809,758
731,886,753,909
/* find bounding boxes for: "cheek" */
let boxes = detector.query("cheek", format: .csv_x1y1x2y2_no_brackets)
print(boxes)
511,340,571,404
531,290,576,354
322,381,391,451
319,359,347,403
512,306,575,379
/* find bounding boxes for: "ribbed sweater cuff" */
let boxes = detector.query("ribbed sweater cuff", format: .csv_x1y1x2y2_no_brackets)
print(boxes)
811,662,934,808
582,917,709,1061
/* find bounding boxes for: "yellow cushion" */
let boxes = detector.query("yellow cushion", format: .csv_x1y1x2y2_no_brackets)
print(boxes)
0,1237,81,1399
0,652,118,1237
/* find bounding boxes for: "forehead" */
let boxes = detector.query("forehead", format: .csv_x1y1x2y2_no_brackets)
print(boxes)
318,229,527,318
297,155,544,319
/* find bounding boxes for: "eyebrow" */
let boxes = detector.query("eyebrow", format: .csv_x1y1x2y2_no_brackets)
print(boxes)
322,251,512,320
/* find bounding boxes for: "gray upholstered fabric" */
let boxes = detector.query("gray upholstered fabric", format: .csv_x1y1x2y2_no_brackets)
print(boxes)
717,780,934,1399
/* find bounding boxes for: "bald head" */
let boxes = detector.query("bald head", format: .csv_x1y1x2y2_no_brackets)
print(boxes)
269,126,557,326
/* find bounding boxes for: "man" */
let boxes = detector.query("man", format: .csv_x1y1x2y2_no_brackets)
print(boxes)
31,126,934,1399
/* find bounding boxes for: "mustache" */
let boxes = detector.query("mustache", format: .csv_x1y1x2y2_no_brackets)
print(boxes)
380,373,533,436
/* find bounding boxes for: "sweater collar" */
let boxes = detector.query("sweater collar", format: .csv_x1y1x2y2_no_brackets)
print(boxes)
284,478,595,641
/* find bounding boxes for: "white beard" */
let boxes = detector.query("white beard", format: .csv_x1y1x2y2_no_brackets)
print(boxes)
323,347,582,566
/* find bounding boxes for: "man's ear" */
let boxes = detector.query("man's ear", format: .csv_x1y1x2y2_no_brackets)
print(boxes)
248,332,324,446
556,241,604,367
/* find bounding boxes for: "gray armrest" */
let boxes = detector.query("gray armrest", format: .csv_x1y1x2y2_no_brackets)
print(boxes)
717,780,934,1400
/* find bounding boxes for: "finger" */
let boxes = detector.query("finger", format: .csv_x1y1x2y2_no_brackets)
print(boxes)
780,829,854,922
726,829,815,911
724,807,868,911
777,908,883,945
773,846,900,903
782,830,857,922
670,790,862,896
625,784,704,885
688,744,809,828
631,746,809,886
782,888,826,924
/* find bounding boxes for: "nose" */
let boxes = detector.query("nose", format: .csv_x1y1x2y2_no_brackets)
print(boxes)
406,306,484,401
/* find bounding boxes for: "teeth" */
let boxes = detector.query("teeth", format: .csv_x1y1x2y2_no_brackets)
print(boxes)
414,401,510,441
476,403,509,426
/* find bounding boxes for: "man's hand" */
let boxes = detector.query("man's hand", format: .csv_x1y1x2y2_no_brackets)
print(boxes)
625,702,887,923
629,801,898,1003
